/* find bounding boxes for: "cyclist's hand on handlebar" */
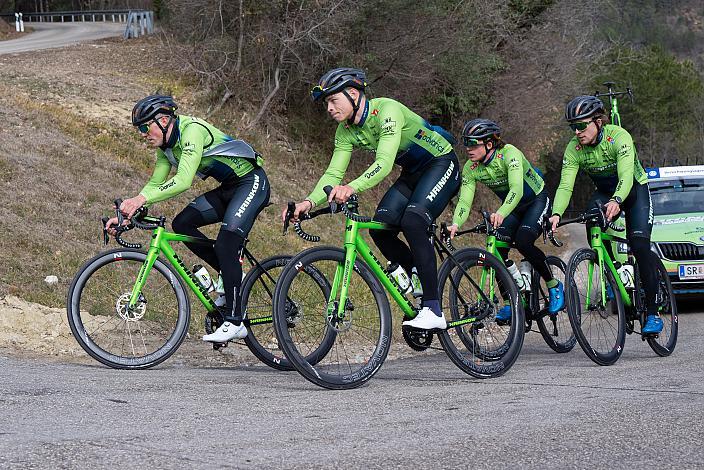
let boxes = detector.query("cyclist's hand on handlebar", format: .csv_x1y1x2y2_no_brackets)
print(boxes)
548,215,560,232
105,216,128,236
489,212,504,229
282,200,312,223
604,200,620,221
328,184,355,204
120,195,147,218
448,223,459,239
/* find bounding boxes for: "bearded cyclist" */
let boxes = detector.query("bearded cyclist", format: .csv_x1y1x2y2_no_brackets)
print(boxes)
448,119,565,321
106,95,270,343
548,95,662,335
282,67,461,330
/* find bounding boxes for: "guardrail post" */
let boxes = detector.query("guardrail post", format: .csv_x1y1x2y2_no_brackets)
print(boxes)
19,12,24,31
14,12,19,32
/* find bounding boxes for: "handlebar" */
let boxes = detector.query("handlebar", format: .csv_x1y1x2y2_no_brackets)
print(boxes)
103,199,164,249
556,202,625,233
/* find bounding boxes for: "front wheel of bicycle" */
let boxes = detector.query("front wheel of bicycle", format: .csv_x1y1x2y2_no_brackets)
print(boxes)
644,255,678,356
534,256,577,353
241,255,332,371
66,248,190,369
437,248,525,379
566,248,626,366
273,247,392,390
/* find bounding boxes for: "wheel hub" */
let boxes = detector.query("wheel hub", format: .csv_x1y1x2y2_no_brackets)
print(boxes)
116,292,146,321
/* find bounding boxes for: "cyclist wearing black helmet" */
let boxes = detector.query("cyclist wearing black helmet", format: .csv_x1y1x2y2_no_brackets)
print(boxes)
106,94,270,342
548,95,662,335
448,118,564,320
282,67,461,330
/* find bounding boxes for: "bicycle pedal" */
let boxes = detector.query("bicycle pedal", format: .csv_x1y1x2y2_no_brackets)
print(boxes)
212,342,228,350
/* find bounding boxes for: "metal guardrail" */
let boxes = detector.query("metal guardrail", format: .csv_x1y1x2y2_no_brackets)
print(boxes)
0,9,154,39
0,10,134,23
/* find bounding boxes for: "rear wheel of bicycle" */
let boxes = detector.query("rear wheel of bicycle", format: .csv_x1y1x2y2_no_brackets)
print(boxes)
241,255,332,370
66,248,190,369
534,256,577,353
566,248,626,366
438,248,524,379
273,247,392,390
643,256,678,356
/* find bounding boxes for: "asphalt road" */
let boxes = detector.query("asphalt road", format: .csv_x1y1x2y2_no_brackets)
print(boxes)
1,302,702,469
0,22,125,55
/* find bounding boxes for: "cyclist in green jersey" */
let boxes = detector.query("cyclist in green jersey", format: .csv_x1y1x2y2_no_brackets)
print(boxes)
547,95,662,334
448,119,565,320
282,67,461,330
106,95,271,342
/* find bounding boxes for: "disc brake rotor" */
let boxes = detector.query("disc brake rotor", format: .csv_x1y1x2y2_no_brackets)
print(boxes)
116,292,147,322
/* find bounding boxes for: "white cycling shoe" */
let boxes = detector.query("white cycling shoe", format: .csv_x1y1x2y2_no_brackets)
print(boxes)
402,307,447,330
203,321,247,343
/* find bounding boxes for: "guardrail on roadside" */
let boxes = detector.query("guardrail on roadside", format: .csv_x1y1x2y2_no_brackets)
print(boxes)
0,10,134,23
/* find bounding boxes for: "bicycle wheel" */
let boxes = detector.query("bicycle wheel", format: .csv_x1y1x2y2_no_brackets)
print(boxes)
566,248,626,366
644,256,678,356
273,247,392,390
241,255,333,370
437,248,525,379
534,256,577,353
66,248,190,369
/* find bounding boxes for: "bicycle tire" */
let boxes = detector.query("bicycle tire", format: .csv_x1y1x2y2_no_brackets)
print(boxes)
644,256,678,356
566,248,626,366
66,248,190,369
272,247,392,390
534,256,577,353
437,248,525,379
241,255,333,370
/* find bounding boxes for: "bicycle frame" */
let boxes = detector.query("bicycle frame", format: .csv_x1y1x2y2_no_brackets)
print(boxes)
583,226,634,310
326,216,479,330
127,226,217,312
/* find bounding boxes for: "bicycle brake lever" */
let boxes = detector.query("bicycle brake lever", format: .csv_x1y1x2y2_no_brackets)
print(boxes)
283,201,295,235
101,217,110,246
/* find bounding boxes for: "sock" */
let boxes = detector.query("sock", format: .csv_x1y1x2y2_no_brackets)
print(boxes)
421,299,442,317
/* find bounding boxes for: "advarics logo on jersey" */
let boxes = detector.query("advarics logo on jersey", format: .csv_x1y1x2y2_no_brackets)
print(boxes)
414,129,445,153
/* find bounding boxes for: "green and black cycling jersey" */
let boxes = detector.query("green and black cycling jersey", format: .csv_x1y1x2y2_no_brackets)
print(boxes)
306,97,455,206
140,115,264,204
552,124,648,217
452,144,545,227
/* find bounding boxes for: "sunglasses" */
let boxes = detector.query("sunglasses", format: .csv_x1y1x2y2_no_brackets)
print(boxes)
569,120,592,132
136,121,153,133
462,137,483,147
310,85,326,101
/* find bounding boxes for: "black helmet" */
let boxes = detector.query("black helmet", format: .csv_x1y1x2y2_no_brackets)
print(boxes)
132,95,178,126
311,67,367,101
461,118,501,146
564,95,605,122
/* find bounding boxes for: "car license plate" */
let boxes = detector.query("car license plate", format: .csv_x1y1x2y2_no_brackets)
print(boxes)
679,264,704,279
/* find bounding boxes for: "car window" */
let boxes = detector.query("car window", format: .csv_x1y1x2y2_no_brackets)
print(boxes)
650,178,704,216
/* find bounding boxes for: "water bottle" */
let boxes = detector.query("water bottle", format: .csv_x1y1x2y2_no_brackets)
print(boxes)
519,260,532,292
387,262,411,293
506,260,526,291
617,263,635,289
410,267,423,298
193,264,215,293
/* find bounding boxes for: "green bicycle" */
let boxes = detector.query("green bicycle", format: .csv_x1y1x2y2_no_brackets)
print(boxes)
443,210,576,353
558,203,678,365
272,188,524,390
66,200,334,370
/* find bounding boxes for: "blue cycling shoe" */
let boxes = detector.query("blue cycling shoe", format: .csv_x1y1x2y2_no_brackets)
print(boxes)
496,305,512,322
642,315,663,335
548,280,565,314
605,283,614,301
